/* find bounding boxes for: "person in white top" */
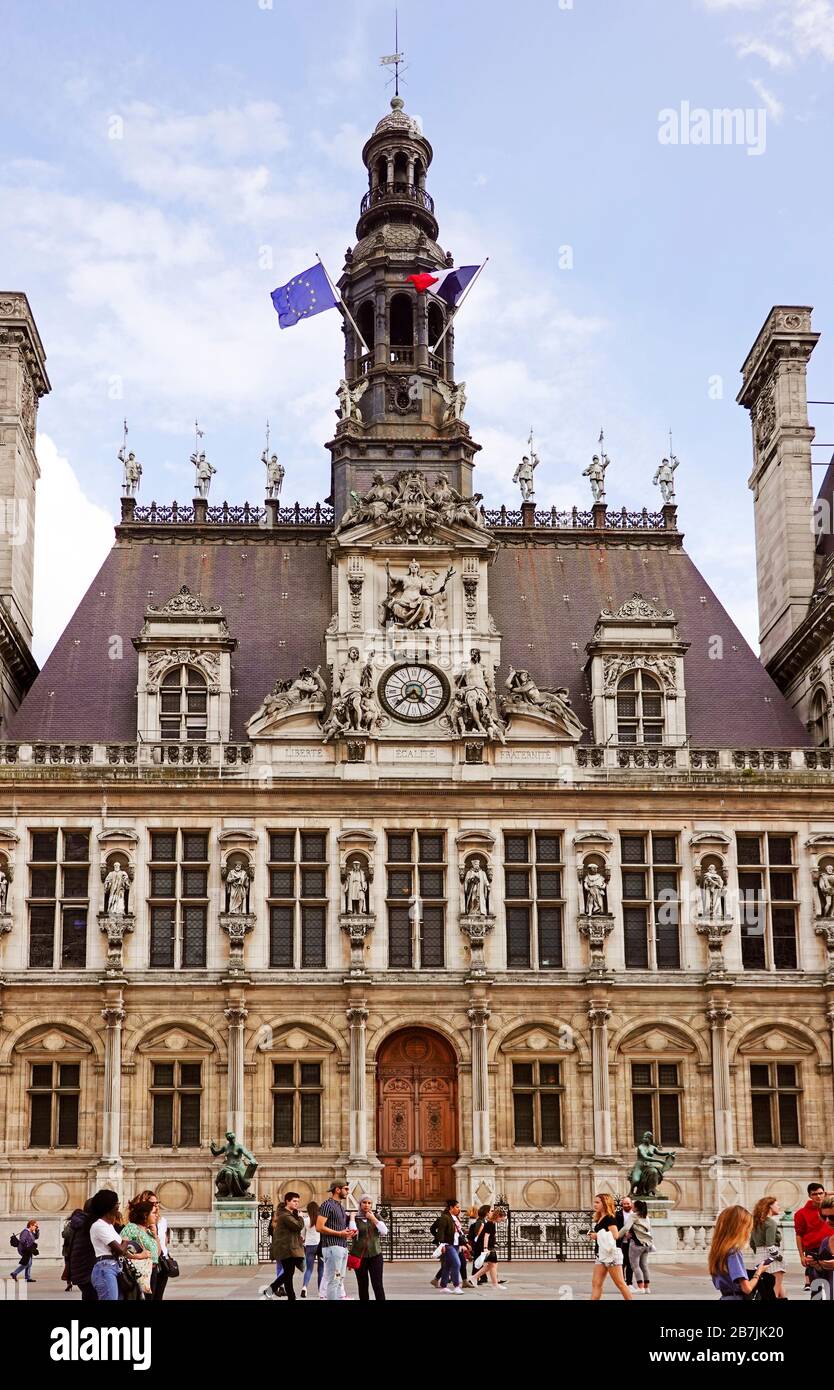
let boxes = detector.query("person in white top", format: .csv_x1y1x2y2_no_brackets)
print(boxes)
87,1189,150,1302
301,1200,323,1300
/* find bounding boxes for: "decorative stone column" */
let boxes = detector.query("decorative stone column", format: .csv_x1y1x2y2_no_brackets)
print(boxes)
588,1005,613,1156
347,1006,369,1161
468,1005,491,1160
224,1006,248,1139
706,1005,734,1156
98,1004,126,1189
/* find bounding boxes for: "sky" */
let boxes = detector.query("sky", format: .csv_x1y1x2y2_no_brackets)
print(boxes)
2,0,833,663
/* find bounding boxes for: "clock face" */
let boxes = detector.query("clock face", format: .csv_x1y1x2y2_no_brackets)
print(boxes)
379,663,450,723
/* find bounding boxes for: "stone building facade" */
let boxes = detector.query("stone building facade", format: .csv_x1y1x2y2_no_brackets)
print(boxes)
0,96,832,1249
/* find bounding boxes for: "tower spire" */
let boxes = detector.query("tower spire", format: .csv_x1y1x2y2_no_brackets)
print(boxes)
379,9,405,100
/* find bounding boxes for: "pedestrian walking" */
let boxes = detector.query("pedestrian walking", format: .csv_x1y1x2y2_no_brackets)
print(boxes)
627,1200,655,1293
616,1196,635,1285
268,1193,305,1301
120,1196,159,1299
810,1193,834,1299
316,1179,353,1301
9,1220,39,1283
708,1205,769,1300
470,1204,504,1290
434,1198,465,1293
68,1200,97,1301
589,1194,633,1300
61,1211,80,1291
794,1181,827,1290
87,1189,151,1302
300,1200,323,1299
751,1195,787,1299
349,1196,388,1301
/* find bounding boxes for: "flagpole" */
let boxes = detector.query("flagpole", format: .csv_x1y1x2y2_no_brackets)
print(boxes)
430,257,489,354
315,252,371,356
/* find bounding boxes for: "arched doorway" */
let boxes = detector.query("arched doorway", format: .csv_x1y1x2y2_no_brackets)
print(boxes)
376,1027,458,1204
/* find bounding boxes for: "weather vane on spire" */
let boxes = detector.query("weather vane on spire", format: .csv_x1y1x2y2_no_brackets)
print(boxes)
379,9,406,96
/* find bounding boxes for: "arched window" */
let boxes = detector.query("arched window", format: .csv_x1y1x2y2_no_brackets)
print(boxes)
809,688,829,747
414,157,425,190
375,155,387,189
616,670,664,744
428,300,445,368
389,293,414,349
160,667,208,742
393,150,408,184
356,299,375,353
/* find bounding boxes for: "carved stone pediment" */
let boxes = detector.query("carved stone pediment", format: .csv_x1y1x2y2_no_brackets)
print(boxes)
218,828,259,846
146,585,222,617
0,828,20,845
500,701,584,743
138,1026,214,1055
337,827,377,848
455,829,496,849
259,1025,336,1054
573,830,613,848
247,703,326,740
600,593,675,623
97,828,140,845
807,832,834,849
621,1027,696,1055
500,1023,574,1054
333,468,495,549
690,831,732,848
16,1026,93,1055
738,1026,814,1057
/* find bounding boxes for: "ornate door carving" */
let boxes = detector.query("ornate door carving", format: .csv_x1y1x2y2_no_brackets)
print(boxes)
376,1028,458,1203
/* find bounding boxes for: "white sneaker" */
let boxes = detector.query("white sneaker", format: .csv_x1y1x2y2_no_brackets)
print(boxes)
259,1285,276,1300
452,1286,464,1294
442,1285,453,1293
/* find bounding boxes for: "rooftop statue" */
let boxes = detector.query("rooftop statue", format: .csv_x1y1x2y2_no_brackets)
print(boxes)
582,450,610,504
191,450,216,499
513,432,540,502
653,453,680,504
118,446,142,498
262,450,285,499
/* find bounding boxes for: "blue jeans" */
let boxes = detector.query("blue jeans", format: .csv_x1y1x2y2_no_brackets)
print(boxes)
440,1245,461,1288
11,1255,32,1281
322,1244,348,1301
303,1245,322,1289
91,1258,121,1301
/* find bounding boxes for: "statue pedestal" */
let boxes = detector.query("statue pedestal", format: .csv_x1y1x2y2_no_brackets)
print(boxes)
211,1199,258,1266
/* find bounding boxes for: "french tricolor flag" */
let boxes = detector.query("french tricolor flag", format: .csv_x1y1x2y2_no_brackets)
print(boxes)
406,264,482,308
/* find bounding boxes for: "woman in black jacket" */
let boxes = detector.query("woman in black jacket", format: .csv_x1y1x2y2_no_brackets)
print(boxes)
68,1199,98,1301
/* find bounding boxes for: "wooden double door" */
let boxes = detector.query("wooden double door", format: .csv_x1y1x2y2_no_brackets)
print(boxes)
377,1027,458,1204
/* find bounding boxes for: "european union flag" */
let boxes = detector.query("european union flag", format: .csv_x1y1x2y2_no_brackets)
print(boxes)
270,262,337,329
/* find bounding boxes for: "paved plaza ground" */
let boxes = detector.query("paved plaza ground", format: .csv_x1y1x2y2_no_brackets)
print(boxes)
6,1258,812,1302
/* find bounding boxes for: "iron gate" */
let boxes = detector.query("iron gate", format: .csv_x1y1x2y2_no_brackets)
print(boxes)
257,1202,594,1262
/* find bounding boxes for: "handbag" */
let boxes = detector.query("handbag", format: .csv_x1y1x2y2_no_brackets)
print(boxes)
117,1259,141,1300
347,1253,362,1270
159,1253,180,1278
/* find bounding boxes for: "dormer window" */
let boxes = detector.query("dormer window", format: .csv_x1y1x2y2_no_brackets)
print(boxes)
160,667,208,742
616,670,664,744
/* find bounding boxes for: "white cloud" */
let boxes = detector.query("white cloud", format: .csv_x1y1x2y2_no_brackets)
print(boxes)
705,0,834,66
32,434,115,664
750,76,785,119
736,36,794,66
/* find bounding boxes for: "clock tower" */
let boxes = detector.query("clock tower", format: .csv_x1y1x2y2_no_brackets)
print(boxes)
326,94,480,520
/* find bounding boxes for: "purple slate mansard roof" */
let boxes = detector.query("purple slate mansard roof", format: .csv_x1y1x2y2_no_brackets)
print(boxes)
6,524,809,749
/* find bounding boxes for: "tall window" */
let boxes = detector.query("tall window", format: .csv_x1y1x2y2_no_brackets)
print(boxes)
511,1061,563,1147
149,830,209,969
386,831,445,969
809,689,830,748
620,833,680,969
28,829,89,969
736,834,797,970
750,1062,801,1147
503,832,564,969
267,831,328,969
150,1061,202,1146
271,1062,323,1146
630,1061,682,1145
28,1062,80,1147
616,670,664,744
160,666,208,741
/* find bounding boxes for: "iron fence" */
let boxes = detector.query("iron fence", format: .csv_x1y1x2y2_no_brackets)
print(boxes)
256,1203,594,1262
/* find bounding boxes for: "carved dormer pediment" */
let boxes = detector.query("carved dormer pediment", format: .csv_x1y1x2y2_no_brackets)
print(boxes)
133,585,237,742
584,591,690,747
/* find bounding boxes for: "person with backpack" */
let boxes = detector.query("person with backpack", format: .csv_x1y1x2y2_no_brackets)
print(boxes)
68,1200,97,1301
9,1219,39,1283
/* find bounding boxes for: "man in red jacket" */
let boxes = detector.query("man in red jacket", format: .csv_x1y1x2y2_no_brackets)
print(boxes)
795,1182,827,1289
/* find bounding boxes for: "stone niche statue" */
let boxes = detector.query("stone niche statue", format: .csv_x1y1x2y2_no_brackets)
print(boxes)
627,1131,676,1199
461,855,493,916
447,648,507,745
222,858,253,916
696,859,727,921
0,860,11,917
381,559,455,630
436,378,467,424
342,856,371,914
322,648,383,742
210,1131,258,1200
815,859,834,918
337,377,369,422
502,666,585,740
102,857,132,916
579,858,609,916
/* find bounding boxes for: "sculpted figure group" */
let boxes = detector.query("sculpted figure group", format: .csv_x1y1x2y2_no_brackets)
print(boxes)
337,469,486,536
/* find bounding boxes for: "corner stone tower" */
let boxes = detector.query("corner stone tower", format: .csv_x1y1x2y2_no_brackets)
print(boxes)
0,294,49,728
327,96,480,518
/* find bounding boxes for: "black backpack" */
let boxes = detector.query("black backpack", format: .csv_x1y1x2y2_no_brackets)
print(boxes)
9,1234,18,1249
429,1217,441,1242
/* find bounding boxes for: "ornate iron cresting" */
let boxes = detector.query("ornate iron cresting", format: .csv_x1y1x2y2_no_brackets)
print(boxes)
130,501,334,526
